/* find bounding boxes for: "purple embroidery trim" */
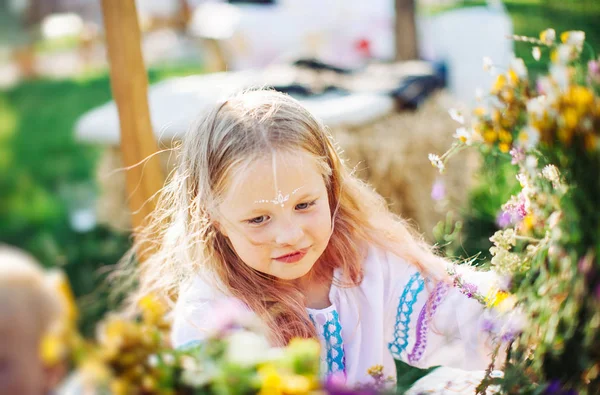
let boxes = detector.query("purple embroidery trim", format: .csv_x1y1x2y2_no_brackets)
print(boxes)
407,282,450,363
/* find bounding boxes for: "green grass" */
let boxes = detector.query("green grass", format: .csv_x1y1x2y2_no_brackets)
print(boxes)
0,63,204,334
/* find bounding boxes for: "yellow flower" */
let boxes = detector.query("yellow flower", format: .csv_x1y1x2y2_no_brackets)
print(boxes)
258,364,283,395
567,86,594,113
498,129,513,143
486,290,510,308
560,30,585,48
282,374,312,394
499,142,511,153
39,332,68,366
508,69,519,86
483,130,498,144
491,74,507,95
521,214,536,233
79,357,112,385
562,107,579,130
48,270,78,324
540,28,556,45
139,293,167,325
110,378,131,395
473,106,487,117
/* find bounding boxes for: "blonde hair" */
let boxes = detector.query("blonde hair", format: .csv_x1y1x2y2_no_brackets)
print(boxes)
0,245,62,337
126,89,448,345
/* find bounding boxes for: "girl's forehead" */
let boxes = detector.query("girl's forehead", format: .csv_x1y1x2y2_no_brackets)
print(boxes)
223,151,324,204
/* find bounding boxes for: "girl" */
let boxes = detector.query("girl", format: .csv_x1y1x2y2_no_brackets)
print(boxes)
130,89,505,386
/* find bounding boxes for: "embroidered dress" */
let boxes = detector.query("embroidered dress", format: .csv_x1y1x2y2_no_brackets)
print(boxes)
171,246,503,387
307,305,346,376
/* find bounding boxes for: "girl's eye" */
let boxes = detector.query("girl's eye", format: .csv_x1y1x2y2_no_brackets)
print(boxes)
248,215,269,225
295,200,317,210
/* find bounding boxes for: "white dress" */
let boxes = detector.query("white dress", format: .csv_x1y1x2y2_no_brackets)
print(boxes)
171,246,503,388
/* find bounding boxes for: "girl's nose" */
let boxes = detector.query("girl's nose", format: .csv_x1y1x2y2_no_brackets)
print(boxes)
275,221,304,246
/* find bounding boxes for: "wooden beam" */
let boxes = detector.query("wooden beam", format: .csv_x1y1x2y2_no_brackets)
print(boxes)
395,0,419,61
100,0,165,249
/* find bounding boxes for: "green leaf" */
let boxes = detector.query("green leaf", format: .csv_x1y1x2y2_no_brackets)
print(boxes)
394,359,440,394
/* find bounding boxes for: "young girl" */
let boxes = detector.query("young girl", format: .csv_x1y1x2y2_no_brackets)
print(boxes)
130,89,505,387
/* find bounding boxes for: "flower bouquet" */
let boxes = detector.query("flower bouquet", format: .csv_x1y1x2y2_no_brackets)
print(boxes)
432,29,600,394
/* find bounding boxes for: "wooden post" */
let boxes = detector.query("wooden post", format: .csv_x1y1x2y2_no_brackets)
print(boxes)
100,0,165,247
395,0,419,61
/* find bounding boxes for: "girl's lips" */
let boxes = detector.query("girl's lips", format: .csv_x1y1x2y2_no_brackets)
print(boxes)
274,249,308,264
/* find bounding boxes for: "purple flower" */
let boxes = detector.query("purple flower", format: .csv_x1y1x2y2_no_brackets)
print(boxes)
544,380,578,395
431,179,446,201
502,193,527,226
589,60,600,84
481,318,497,333
510,146,525,164
595,284,600,301
324,373,376,395
459,282,479,298
496,211,512,228
536,79,545,94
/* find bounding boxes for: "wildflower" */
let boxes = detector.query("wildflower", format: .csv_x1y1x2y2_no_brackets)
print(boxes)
503,193,527,222
490,248,522,275
589,60,600,84
532,46,541,61
40,333,68,366
454,127,475,145
162,353,175,366
561,30,585,49
550,65,571,91
258,364,283,395
431,179,446,201
552,44,578,65
540,28,556,45
483,56,494,72
496,211,512,228
459,281,479,299
491,74,507,95
527,96,548,118
448,108,465,124
542,165,560,184
147,354,159,368
510,57,528,80
490,228,517,250
226,331,270,367
428,153,445,172
282,374,312,394
138,293,167,325
510,146,525,164
517,125,540,150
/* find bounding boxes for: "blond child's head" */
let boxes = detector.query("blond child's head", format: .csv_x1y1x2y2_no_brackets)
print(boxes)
0,245,62,395
131,89,446,345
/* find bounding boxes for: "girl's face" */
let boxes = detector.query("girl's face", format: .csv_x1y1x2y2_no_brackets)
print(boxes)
217,151,332,280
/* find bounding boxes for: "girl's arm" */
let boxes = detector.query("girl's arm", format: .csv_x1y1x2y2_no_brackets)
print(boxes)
384,251,511,371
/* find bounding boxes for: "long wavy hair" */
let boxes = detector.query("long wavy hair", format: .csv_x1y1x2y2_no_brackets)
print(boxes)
125,89,448,346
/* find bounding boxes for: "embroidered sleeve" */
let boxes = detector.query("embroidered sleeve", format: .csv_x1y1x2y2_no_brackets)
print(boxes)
384,251,503,370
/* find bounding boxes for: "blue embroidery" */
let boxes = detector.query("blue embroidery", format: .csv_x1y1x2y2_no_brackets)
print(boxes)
178,339,202,350
309,309,346,375
388,271,425,359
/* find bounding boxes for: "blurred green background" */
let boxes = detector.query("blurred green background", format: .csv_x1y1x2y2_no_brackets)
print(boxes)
1,0,599,334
